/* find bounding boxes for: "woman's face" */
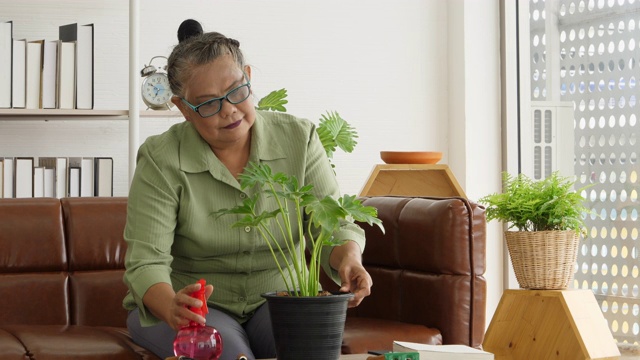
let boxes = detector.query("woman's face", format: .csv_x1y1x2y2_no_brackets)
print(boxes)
173,54,255,150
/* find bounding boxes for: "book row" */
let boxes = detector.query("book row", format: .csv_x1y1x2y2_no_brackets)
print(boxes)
0,156,113,199
0,21,94,110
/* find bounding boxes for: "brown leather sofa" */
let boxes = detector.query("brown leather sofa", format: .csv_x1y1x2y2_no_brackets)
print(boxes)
0,195,486,359
0,197,160,360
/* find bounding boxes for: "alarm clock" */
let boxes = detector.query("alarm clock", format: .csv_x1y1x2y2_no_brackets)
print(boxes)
140,56,174,110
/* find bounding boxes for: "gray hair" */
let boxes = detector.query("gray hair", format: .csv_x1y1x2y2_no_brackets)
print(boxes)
167,32,246,97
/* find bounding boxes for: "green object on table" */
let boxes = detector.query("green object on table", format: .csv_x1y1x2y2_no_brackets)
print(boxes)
385,352,419,360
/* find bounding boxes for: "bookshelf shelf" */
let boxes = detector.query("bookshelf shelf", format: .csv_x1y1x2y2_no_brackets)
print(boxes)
0,109,128,117
139,110,182,117
0,109,182,119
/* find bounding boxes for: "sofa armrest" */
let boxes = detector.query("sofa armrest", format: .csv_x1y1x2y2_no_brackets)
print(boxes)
323,196,487,348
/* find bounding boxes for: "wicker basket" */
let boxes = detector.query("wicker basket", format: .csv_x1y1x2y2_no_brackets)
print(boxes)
505,230,579,290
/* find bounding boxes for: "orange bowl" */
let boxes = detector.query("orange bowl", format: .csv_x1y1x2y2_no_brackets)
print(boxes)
380,151,443,164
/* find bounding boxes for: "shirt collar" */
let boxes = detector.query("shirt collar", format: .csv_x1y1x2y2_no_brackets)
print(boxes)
178,111,287,176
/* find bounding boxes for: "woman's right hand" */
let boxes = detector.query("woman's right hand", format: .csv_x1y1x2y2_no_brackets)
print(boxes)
166,282,214,331
142,281,215,331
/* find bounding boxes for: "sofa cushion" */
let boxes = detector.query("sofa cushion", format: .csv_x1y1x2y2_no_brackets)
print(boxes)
0,198,70,327
0,329,26,360
70,270,129,327
342,318,442,354
0,198,66,272
62,197,130,327
0,273,69,326
61,197,128,271
2,325,153,360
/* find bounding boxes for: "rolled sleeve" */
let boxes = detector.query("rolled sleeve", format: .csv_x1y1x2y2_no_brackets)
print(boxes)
123,141,179,326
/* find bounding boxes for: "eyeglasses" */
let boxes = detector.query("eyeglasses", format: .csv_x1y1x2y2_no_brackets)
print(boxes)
181,75,251,118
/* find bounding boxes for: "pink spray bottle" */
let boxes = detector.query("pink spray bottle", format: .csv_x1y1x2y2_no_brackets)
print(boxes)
173,279,223,360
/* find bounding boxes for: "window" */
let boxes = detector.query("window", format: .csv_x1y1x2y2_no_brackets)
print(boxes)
522,0,639,345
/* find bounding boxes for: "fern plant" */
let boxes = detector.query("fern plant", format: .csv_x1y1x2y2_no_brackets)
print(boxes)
256,89,358,166
479,171,590,236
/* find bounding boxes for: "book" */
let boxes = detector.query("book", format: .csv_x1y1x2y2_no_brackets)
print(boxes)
39,157,67,198
94,157,113,197
0,21,12,108
25,40,43,109
40,40,58,109
69,156,93,197
59,23,93,109
33,166,44,197
393,341,494,360
56,41,75,109
2,157,14,198
68,166,80,197
43,167,54,198
11,38,26,108
14,157,34,198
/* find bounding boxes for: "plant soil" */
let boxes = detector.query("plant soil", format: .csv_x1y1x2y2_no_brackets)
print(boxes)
275,290,333,297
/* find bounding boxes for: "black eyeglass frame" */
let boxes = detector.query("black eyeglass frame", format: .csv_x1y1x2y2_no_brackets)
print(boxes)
180,72,251,118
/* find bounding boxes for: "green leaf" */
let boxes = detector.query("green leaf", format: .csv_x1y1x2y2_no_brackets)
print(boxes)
211,194,258,218
339,194,385,233
256,89,288,112
305,196,347,234
316,111,358,159
237,162,275,189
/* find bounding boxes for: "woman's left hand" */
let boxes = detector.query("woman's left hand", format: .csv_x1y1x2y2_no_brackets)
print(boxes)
337,258,372,308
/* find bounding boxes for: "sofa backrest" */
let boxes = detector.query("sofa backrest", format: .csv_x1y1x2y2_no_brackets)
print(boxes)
0,198,69,326
1,195,486,348
62,197,129,327
322,196,487,348
0,197,129,328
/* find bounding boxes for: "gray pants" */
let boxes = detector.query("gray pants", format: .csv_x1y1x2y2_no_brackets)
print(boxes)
127,303,276,360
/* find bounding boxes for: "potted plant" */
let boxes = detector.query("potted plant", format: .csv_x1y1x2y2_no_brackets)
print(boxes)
479,171,590,290
214,163,383,359
215,91,383,359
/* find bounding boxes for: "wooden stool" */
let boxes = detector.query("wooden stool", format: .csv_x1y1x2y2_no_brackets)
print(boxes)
483,289,621,360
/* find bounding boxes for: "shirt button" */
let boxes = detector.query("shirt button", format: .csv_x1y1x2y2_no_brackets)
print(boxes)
238,296,246,302
240,193,246,199
244,226,251,232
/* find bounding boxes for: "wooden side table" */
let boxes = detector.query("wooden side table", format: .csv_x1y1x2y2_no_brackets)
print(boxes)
483,289,621,360
359,164,466,198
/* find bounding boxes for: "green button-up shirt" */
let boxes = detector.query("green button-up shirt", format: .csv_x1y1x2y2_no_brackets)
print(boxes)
122,110,365,326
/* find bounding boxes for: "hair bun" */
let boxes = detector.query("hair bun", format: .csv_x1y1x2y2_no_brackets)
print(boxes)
227,38,240,48
177,19,203,43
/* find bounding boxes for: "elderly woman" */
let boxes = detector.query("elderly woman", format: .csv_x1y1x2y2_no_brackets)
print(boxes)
122,20,371,360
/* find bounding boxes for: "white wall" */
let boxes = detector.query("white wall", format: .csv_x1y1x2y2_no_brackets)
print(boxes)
446,0,503,332
0,0,503,328
139,0,450,196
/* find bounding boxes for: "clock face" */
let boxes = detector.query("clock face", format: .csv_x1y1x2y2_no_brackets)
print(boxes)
142,72,173,109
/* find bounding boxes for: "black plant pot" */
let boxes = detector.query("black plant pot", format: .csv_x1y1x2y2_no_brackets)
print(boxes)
261,292,353,360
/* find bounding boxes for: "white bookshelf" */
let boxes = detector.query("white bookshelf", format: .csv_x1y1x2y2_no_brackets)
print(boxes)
0,0,184,196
